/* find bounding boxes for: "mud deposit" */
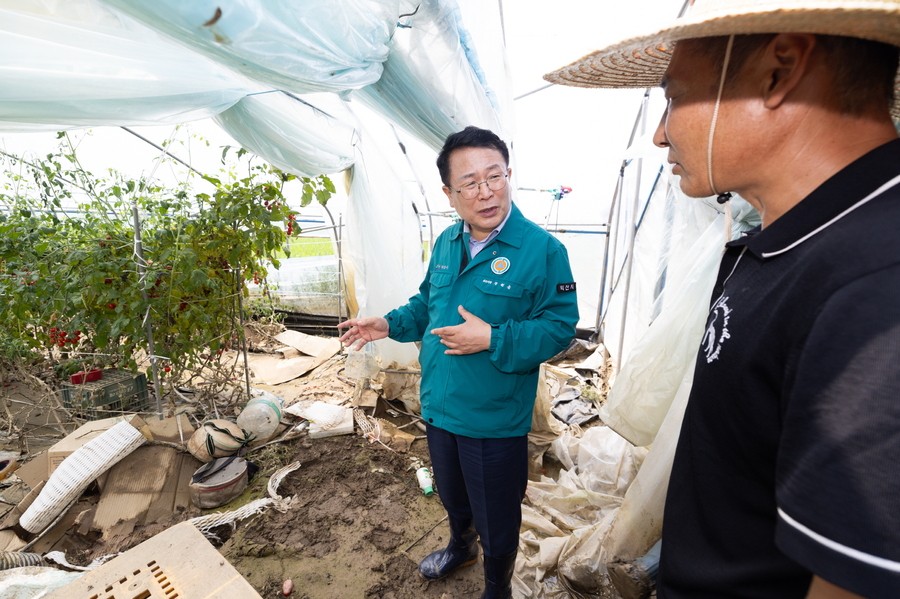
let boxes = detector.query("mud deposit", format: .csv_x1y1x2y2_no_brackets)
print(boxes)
221,434,486,599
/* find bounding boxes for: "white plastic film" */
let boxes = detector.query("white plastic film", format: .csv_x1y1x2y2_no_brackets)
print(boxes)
600,192,760,447
97,0,397,94
213,92,356,177
352,0,504,151
517,425,646,595
601,360,695,562
0,0,250,130
344,129,424,366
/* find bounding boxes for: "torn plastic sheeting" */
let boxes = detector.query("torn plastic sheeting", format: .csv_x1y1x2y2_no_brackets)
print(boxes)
344,131,424,367
529,364,568,450
0,3,251,130
516,425,645,596
516,512,619,598
0,566,83,599
602,361,695,563
352,0,503,151
599,195,761,447
552,422,646,485
527,477,622,531
550,386,596,427
97,0,396,94
213,92,356,177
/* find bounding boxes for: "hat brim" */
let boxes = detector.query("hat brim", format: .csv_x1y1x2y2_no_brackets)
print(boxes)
544,7,900,118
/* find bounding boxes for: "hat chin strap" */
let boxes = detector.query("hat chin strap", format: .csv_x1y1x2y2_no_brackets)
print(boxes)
708,35,735,244
707,34,735,200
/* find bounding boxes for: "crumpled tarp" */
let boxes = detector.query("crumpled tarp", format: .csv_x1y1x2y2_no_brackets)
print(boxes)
0,0,251,130
353,0,505,151
0,566,83,599
213,92,356,177
515,423,647,597
96,0,397,94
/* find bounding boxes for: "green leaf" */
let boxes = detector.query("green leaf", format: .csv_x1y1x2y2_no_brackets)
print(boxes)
190,269,208,286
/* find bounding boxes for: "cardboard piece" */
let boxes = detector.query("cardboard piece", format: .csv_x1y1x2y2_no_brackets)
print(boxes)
16,452,49,490
244,353,318,385
145,413,195,444
47,414,147,477
92,445,201,537
277,346,300,359
30,499,91,555
0,481,39,551
351,378,379,408
45,521,263,599
275,330,341,360
0,528,25,551
0,480,44,530
232,333,340,385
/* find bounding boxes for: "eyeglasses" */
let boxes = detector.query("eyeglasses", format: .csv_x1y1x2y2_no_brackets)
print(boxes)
448,173,508,200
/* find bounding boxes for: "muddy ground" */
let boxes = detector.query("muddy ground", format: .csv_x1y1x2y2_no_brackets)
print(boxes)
0,374,488,599
79,430,487,599
0,336,620,599
222,434,486,599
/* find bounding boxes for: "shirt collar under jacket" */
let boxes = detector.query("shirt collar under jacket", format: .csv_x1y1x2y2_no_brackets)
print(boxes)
727,138,900,259
464,203,513,257
450,202,526,250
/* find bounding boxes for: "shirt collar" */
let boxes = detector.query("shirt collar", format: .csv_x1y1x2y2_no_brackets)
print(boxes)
463,202,513,241
730,138,900,258
450,203,525,249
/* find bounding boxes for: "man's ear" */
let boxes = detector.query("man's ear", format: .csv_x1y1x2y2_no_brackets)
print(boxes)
442,185,453,204
761,33,817,109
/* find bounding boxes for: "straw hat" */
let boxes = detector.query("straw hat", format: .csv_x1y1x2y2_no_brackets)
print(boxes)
544,0,900,117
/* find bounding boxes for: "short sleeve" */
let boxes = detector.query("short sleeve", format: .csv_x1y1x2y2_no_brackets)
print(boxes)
776,263,900,598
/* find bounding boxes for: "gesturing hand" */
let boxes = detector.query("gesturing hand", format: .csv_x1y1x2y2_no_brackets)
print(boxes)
337,316,390,351
431,306,492,355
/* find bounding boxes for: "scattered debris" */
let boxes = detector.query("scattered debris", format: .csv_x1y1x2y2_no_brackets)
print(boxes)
0,566,82,598
189,456,251,509
0,329,618,598
186,419,254,462
44,521,262,599
188,461,300,541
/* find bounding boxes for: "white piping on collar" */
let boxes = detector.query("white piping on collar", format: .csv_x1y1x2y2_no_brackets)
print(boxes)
761,171,900,258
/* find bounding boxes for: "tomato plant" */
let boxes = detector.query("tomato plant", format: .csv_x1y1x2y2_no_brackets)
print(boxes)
0,138,333,388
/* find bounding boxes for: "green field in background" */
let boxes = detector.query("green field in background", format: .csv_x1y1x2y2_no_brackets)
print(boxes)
277,237,335,259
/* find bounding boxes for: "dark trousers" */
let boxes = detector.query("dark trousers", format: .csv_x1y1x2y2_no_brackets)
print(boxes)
425,423,528,557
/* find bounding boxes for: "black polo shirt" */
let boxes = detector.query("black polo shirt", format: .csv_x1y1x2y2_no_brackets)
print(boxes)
658,138,900,599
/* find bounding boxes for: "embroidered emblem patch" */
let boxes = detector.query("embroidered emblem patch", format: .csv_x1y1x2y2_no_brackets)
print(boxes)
491,257,510,275
557,282,576,293
702,295,732,363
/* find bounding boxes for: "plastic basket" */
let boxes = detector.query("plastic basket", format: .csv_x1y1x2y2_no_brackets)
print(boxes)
60,369,149,419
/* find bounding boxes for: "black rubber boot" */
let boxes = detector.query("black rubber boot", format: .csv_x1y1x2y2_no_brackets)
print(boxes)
480,550,516,598
418,518,479,581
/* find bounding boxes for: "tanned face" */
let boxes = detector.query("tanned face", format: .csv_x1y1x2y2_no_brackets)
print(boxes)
653,39,763,199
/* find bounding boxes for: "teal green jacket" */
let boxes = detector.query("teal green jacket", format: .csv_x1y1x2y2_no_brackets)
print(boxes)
385,203,578,438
